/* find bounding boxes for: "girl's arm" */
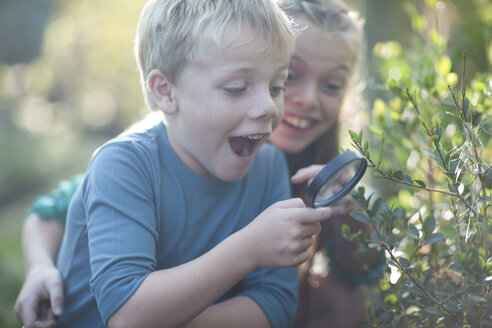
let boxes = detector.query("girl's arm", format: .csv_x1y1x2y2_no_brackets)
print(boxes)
14,214,65,328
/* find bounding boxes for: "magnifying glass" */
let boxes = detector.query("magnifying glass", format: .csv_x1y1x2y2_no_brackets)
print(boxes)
305,151,367,208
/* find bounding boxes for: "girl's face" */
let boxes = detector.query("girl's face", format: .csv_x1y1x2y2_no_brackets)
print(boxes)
269,18,355,154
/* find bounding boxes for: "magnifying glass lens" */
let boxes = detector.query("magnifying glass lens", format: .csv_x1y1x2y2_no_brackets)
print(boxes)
313,160,362,206
306,151,367,208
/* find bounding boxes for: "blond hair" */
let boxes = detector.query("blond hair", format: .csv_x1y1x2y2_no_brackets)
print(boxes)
135,0,296,109
278,0,365,89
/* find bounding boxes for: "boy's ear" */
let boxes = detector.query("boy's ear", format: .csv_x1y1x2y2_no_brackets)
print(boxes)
147,69,178,114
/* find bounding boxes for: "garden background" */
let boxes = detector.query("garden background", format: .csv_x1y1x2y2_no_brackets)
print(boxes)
0,0,490,327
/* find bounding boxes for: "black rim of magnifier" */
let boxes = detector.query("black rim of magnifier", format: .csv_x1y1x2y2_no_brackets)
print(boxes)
305,151,367,208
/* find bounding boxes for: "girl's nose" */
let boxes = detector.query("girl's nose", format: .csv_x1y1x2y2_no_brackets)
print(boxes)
290,84,318,112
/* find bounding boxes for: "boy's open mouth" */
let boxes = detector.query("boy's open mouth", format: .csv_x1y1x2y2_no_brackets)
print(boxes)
229,134,264,157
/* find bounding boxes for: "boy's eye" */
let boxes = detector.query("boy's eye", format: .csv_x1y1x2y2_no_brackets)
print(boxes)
225,87,246,95
270,86,286,97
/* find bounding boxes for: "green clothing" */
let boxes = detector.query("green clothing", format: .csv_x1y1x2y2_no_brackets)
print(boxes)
30,174,84,227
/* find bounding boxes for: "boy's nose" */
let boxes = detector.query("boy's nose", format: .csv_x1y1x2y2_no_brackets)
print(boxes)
248,92,278,120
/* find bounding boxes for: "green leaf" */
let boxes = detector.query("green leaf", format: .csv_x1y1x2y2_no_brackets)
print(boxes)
392,170,405,180
349,130,358,142
399,257,410,269
341,223,351,236
414,180,426,188
466,294,487,303
437,126,443,142
372,198,383,214
423,307,442,315
421,148,438,161
424,72,436,89
403,174,413,184
423,233,444,245
406,224,420,240
370,232,381,243
422,215,436,233
443,300,459,313
384,293,398,305
436,55,452,75
448,263,466,273
350,211,369,224
476,222,492,234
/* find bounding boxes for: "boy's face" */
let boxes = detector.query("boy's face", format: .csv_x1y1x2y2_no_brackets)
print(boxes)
269,18,355,154
164,38,290,181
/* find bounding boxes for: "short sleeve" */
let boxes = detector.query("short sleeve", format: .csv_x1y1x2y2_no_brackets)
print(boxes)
82,142,158,323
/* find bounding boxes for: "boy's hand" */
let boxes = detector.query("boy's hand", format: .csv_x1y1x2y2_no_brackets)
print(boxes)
243,198,332,268
14,265,64,328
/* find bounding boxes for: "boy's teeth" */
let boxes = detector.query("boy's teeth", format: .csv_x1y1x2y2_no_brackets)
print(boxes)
245,134,263,140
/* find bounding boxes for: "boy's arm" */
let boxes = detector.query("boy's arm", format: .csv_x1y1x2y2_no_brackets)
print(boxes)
184,296,269,328
107,199,329,328
108,229,267,328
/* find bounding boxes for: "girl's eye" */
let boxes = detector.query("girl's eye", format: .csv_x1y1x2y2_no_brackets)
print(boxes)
323,83,343,95
286,71,296,81
225,87,246,95
270,86,286,97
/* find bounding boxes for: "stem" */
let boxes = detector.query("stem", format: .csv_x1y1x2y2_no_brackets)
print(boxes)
450,196,462,253
383,242,442,306
407,88,480,221
449,53,489,262
366,210,443,307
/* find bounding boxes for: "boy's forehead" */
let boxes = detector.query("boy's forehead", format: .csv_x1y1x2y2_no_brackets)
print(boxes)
195,35,291,69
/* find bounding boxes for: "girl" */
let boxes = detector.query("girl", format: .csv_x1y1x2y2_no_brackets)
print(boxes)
271,1,383,326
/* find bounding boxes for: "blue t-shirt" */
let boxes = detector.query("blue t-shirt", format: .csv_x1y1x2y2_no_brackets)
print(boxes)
55,121,297,328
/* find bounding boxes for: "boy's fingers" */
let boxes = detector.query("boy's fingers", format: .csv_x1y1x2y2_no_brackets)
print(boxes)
276,197,306,209
297,207,332,224
295,249,312,266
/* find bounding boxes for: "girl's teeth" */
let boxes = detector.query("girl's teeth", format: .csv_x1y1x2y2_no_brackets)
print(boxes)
284,115,312,129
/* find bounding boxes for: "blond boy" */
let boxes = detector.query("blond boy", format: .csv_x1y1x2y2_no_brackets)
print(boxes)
48,1,332,327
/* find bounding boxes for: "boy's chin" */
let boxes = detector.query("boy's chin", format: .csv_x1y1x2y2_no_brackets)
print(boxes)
215,165,251,182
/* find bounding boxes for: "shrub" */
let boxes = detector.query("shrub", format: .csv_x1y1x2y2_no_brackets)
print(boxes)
344,3,492,327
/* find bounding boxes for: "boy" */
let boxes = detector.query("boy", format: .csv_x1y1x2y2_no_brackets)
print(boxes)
46,1,332,327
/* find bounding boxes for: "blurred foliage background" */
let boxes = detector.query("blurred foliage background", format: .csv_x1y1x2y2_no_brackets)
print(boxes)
0,0,490,327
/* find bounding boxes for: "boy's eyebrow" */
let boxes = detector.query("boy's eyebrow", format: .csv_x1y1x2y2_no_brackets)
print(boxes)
219,64,289,76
